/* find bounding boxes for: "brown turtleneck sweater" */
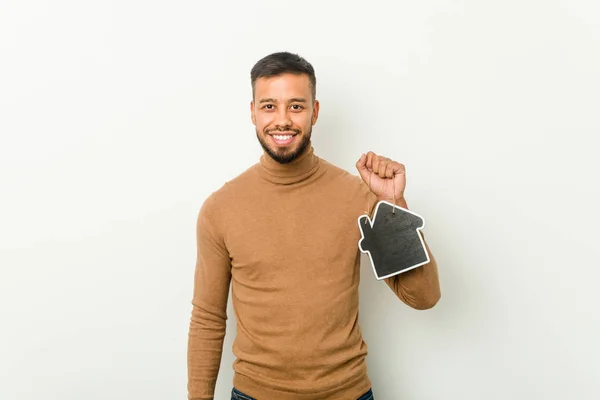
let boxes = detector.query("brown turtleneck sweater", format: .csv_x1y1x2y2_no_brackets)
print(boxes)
187,144,441,400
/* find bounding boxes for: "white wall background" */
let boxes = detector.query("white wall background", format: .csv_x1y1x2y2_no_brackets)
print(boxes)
1,1,599,399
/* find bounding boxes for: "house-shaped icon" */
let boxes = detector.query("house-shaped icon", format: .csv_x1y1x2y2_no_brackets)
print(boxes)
358,201,430,280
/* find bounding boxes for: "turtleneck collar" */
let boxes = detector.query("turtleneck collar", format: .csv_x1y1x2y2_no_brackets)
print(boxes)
257,142,321,185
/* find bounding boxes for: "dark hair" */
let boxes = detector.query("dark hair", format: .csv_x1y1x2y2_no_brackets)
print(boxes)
250,52,317,101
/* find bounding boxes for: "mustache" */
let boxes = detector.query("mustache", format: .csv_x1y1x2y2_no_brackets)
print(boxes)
265,127,301,134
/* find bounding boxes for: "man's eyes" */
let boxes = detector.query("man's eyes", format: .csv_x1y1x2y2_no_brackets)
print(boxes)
262,104,304,111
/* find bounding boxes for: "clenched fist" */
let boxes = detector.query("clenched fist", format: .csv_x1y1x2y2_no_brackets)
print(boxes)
356,151,407,205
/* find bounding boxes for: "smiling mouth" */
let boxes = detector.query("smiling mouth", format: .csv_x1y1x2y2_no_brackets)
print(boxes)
269,133,298,146
272,133,295,139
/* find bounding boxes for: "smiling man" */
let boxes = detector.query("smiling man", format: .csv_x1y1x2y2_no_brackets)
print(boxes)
187,52,441,400
252,65,318,165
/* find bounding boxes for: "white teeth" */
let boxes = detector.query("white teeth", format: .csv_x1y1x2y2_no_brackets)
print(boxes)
274,135,293,140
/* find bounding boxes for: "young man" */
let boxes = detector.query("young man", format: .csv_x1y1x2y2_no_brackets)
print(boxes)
187,52,441,400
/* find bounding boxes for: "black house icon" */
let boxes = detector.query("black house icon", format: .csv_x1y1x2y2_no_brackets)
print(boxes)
358,201,430,280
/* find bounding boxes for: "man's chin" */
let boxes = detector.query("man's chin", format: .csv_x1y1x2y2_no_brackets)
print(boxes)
257,132,311,164
265,146,301,164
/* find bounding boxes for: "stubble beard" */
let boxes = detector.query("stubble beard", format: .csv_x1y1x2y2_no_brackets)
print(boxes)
256,127,312,164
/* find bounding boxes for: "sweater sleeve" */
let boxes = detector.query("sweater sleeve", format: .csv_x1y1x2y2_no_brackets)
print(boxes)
358,178,441,310
187,194,232,400
384,232,441,310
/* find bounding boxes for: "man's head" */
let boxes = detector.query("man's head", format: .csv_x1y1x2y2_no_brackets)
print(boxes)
250,52,319,164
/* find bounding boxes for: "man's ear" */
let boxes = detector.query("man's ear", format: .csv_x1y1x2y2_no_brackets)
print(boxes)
311,100,320,125
250,100,256,125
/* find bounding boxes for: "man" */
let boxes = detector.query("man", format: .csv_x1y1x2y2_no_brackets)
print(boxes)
188,52,441,400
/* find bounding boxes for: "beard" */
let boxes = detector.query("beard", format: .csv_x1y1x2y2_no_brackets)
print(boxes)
256,126,312,164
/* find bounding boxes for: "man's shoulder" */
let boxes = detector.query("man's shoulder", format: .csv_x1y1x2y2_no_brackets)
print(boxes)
201,163,260,209
319,157,368,190
318,157,377,212
221,162,260,190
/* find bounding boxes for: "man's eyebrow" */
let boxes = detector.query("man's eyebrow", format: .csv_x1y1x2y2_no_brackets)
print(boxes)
258,97,308,104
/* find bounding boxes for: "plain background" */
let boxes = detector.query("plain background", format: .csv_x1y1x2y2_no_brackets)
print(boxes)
1,1,599,399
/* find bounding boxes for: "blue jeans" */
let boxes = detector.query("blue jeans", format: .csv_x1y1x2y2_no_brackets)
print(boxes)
231,387,374,400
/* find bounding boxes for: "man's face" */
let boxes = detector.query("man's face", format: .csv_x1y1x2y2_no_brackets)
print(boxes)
251,73,319,164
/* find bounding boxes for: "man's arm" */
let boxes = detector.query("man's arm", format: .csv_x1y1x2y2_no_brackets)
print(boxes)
188,194,232,400
378,196,441,310
384,232,441,309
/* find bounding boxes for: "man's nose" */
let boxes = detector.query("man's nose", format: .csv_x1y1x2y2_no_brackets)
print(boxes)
275,107,292,127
